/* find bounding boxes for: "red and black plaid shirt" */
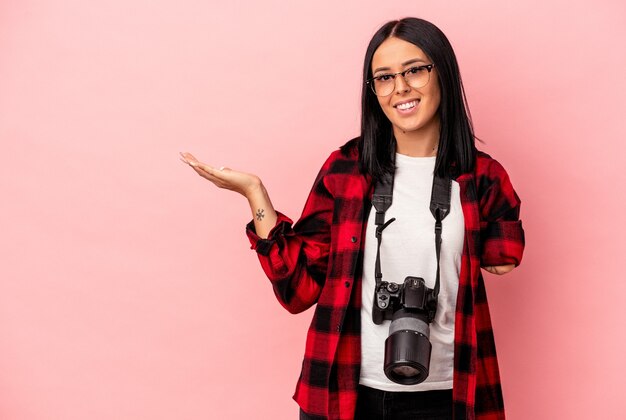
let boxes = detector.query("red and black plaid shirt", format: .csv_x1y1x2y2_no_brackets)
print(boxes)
246,138,525,420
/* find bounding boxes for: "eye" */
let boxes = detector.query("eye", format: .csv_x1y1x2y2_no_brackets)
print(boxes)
376,74,393,81
407,66,425,74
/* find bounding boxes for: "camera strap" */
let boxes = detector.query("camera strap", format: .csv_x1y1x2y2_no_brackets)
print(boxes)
372,154,452,299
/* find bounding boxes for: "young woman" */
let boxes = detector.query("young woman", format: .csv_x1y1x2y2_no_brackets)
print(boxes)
181,17,525,420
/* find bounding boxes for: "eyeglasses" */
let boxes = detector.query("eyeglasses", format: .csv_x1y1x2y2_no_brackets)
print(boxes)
366,64,435,97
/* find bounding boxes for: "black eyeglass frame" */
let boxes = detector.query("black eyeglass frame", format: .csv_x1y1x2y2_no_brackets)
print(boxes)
365,64,435,96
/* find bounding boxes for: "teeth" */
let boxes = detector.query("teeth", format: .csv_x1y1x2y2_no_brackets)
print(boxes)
397,100,416,110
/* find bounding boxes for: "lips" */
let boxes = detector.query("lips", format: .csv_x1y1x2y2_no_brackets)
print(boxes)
396,100,417,110
395,99,419,115
393,98,420,108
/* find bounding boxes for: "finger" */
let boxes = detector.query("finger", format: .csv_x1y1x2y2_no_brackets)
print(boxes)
181,152,208,169
190,161,225,180
194,161,219,175
197,163,233,180
180,151,197,161
180,152,193,163
181,156,205,170
179,152,228,175
190,165,225,185
182,155,210,171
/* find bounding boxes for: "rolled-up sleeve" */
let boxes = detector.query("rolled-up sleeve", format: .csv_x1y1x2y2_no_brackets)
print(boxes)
478,159,525,267
244,153,335,314
246,211,294,256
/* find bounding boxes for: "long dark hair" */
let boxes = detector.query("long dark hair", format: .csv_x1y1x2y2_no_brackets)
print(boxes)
353,17,478,180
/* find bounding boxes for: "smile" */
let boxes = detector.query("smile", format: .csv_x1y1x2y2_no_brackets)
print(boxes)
395,100,419,115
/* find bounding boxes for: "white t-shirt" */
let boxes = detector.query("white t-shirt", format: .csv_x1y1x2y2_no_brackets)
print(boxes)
359,153,465,391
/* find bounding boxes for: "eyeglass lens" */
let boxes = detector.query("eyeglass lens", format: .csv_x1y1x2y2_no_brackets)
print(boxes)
371,67,431,96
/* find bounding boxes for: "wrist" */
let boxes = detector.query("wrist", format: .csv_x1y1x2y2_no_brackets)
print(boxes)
245,178,265,201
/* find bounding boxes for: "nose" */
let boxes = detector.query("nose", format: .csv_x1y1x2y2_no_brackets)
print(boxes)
394,74,410,94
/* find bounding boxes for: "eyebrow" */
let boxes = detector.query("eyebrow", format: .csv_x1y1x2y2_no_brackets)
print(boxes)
373,58,427,74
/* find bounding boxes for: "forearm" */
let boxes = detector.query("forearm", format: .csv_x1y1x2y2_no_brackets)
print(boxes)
244,153,336,314
246,182,278,239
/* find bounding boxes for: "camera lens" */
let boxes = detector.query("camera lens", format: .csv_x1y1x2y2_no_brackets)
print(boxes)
392,365,420,377
383,309,432,385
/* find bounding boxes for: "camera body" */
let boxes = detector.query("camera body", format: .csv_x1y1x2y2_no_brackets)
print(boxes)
372,276,438,325
372,276,439,385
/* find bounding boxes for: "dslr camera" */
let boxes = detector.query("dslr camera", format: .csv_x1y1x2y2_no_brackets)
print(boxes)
372,276,438,385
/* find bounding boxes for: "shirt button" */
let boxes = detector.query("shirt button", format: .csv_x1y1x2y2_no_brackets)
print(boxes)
344,281,350,288
351,236,357,243
336,325,341,332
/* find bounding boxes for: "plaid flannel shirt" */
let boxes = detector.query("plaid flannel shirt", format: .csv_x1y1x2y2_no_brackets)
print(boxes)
245,137,525,420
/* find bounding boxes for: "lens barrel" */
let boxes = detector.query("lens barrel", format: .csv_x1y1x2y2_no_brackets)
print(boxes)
383,309,432,385
384,330,432,384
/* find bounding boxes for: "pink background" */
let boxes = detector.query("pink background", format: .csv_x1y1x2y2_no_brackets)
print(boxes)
1,1,625,419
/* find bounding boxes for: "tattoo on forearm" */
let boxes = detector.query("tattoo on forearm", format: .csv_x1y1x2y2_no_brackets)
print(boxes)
256,208,265,221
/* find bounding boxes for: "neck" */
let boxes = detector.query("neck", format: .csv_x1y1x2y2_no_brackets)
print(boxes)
393,116,440,157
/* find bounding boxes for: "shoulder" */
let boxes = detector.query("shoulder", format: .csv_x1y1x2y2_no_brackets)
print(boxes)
338,136,361,159
309,136,365,198
475,148,512,184
318,136,362,175
474,149,521,211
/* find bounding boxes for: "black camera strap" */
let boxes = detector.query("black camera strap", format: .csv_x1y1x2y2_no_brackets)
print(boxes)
372,154,452,300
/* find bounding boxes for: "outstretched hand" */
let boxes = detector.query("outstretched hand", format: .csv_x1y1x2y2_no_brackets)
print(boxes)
179,152,262,198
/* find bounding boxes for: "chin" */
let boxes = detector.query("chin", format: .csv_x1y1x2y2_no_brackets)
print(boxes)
394,120,423,132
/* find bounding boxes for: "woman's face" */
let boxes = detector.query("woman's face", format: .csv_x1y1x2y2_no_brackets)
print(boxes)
370,37,441,135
